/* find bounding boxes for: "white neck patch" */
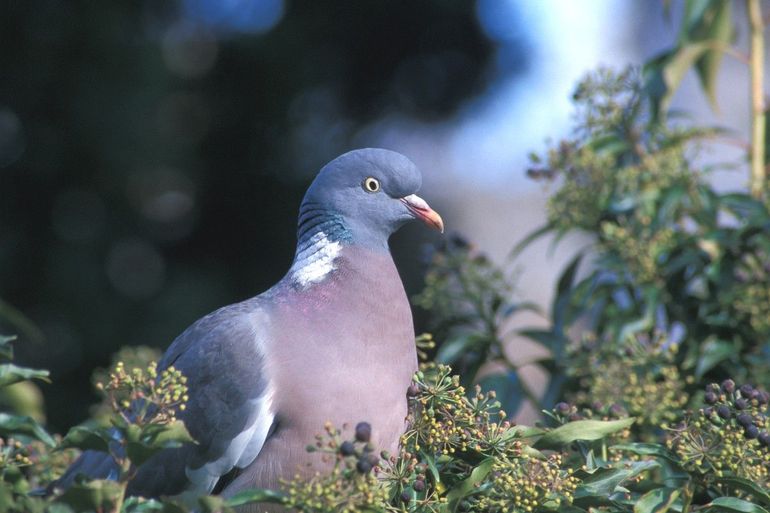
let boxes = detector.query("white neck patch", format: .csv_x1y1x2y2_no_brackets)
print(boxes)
289,231,343,288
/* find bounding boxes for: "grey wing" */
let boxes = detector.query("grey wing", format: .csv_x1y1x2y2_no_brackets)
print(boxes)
54,300,275,499
129,301,275,498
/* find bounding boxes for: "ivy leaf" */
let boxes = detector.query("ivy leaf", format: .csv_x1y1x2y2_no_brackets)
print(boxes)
0,363,50,387
435,335,483,366
535,418,635,449
0,412,56,447
142,420,195,448
610,443,679,462
478,371,523,416
689,0,733,110
695,338,734,378
225,488,288,508
714,477,770,505
0,335,15,361
575,460,659,499
57,479,125,513
704,497,770,513
122,496,187,513
634,487,681,513
644,43,710,120
553,252,583,332
444,458,494,512
421,451,441,488
59,425,113,453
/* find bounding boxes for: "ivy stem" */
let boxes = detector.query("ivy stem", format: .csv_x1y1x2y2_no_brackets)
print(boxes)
748,0,766,199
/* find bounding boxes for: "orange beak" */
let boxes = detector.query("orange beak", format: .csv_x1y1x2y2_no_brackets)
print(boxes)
400,194,444,233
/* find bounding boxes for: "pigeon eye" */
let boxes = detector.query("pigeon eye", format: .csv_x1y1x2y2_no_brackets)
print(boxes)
363,177,380,193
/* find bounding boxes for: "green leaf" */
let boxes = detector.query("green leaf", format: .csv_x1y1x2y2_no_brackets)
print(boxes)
122,496,187,513
0,363,50,387
59,425,113,452
57,479,125,513
552,252,584,332
720,192,768,221
500,301,542,319
715,476,770,505
704,497,770,513
478,371,524,416
435,335,482,366
695,338,734,378
575,460,659,499
634,487,681,513
535,418,636,449
518,329,567,354
0,413,56,446
501,424,545,441
445,458,494,512
509,223,554,259
644,43,710,119
421,451,441,487
610,443,679,461
693,0,732,109
0,335,15,361
143,420,196,448
225,488,288,507
126,441,159,468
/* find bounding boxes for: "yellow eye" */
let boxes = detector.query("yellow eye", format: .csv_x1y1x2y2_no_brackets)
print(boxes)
363,177,380,193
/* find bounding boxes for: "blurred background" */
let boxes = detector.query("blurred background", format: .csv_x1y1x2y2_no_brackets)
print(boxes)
0,1,749,431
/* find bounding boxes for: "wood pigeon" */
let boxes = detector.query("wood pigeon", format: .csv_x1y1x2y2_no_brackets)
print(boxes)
54,148,444,506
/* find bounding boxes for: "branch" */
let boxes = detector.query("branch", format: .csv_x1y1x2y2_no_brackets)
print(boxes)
748,0,766,199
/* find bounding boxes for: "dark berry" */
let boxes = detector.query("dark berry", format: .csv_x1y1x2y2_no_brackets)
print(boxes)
407,384,420,398
745,425,760,439
591,401,604,411
735,398,749,410
609,403,624,418
737,412,754,427
703,407,714,417
759,431,770,447
355,422,372,443
400,491,411,503
356,458,373,474
704,391,717,405
717,405,731,419
413,479,426,492
555,402,571,415
759,391,770,405
740,384,754,397
721,379,735,393
339,441,355,456
366,453,379,466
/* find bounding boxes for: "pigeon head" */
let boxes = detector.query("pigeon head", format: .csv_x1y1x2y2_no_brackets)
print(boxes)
298,148,443,250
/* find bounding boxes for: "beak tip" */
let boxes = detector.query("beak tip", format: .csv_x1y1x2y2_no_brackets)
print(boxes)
401,194,444,233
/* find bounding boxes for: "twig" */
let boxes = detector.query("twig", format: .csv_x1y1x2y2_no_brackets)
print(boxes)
748,0,766,199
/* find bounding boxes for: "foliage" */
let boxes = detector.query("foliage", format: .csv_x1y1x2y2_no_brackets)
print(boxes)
4,3,770,513
414,236,542,416
522,66,770,411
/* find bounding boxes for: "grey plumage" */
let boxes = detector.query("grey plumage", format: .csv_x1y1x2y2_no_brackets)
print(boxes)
53,148,443,506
